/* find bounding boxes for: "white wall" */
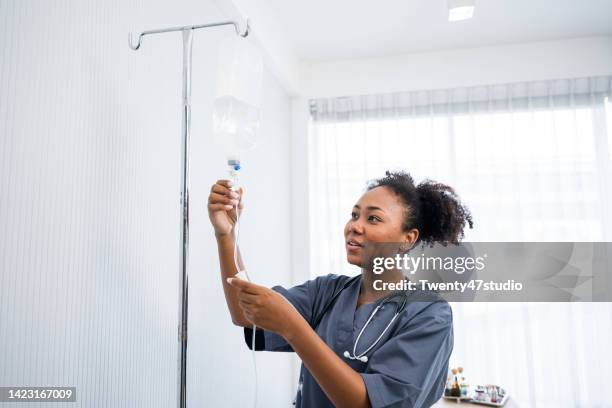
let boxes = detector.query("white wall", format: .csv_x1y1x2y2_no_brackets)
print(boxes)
0,0,294,407
300,36,612,98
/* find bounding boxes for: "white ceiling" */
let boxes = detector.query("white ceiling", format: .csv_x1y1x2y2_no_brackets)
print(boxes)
263,0,612,62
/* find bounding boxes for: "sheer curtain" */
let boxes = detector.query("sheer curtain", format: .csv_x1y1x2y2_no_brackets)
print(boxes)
307,76,612,407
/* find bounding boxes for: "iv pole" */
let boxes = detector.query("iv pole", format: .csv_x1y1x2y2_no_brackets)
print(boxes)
128,20,250,408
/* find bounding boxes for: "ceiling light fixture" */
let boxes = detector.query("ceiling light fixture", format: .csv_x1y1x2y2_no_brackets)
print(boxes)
448,0,475,22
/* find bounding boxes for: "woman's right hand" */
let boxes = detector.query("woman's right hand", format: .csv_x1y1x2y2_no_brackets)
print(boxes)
207,180,244,237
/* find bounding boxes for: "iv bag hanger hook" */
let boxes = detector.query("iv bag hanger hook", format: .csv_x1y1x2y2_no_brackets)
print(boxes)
128,19,250,51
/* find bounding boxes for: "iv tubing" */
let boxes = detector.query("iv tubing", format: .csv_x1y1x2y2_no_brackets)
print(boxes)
232,192,258,408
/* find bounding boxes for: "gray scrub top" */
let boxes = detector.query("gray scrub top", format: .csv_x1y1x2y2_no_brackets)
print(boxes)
243,274,454,408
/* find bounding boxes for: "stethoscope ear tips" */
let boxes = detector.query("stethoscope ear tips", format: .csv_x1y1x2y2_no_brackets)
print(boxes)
343,351,350,358
360,356,368,363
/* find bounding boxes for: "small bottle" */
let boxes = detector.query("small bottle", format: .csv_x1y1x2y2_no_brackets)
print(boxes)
451,375,461,397
460,379,468,397
475,388,485,402
490,386,498,403
457,367,468,397
444,375,452,396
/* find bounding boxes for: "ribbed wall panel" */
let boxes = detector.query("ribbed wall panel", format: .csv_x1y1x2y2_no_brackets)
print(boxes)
0,0,295,406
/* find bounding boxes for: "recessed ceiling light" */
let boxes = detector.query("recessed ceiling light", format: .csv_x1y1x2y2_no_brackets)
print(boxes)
448,0,475,22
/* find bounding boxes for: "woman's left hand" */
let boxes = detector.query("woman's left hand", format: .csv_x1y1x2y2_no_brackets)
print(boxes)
226,277,301,337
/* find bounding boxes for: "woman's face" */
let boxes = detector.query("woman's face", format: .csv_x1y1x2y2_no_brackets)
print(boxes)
344,186,418,267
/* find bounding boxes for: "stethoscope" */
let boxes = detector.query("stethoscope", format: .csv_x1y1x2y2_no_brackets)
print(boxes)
343,290,409,363
294,276,415,406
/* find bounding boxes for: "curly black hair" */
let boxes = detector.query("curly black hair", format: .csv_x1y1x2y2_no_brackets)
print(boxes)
367,170,473,246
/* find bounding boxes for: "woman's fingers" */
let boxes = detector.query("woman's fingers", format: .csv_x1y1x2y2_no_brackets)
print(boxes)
210,183,230,195
215,179,233,189
227,277,264,295
208,191,239,206
238,299,256,319
211,183,239,198
209,182,244,213
209,181,240,213
238,300,261,325
237,291,260,305
238,299,250,309
210,180,241,198
208,203,234,211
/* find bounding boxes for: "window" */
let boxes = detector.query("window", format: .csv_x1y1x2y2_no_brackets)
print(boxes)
307,77,612,407
308,77,612,277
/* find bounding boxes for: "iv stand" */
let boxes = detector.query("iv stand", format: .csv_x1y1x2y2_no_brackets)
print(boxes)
128,20,250,408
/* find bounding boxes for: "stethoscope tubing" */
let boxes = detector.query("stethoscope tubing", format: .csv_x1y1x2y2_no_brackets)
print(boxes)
344,292,409,362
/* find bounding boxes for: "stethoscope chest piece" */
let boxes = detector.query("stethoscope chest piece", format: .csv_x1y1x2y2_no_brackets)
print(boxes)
344,350,369,363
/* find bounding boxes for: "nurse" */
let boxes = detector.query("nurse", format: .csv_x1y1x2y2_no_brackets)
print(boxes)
208,170,473,408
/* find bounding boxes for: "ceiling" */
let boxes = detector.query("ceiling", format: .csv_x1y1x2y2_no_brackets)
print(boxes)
263,0,612,62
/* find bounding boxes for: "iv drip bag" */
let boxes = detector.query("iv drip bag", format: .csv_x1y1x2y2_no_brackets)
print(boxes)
212,35,263,160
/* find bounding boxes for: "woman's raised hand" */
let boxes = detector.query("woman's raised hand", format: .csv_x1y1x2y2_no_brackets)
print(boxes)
207,180,244,237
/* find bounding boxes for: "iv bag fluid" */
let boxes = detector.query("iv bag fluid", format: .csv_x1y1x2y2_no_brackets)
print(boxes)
212,35,263,160
212,95,259,155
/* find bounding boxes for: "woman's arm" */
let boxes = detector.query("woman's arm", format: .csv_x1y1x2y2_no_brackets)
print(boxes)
227,277,371,408
285,313,371,408
216,234,252,327
207,179,251,327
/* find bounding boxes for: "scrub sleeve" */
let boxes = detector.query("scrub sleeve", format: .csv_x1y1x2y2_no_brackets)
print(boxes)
243,273,346,352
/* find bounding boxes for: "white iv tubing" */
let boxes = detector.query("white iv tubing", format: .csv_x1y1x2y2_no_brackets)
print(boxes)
231,181,258,408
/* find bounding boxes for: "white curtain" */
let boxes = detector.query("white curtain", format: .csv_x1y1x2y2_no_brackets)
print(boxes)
308,76,612,407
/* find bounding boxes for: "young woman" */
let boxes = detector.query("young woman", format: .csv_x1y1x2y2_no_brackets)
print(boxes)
208,171,473,408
